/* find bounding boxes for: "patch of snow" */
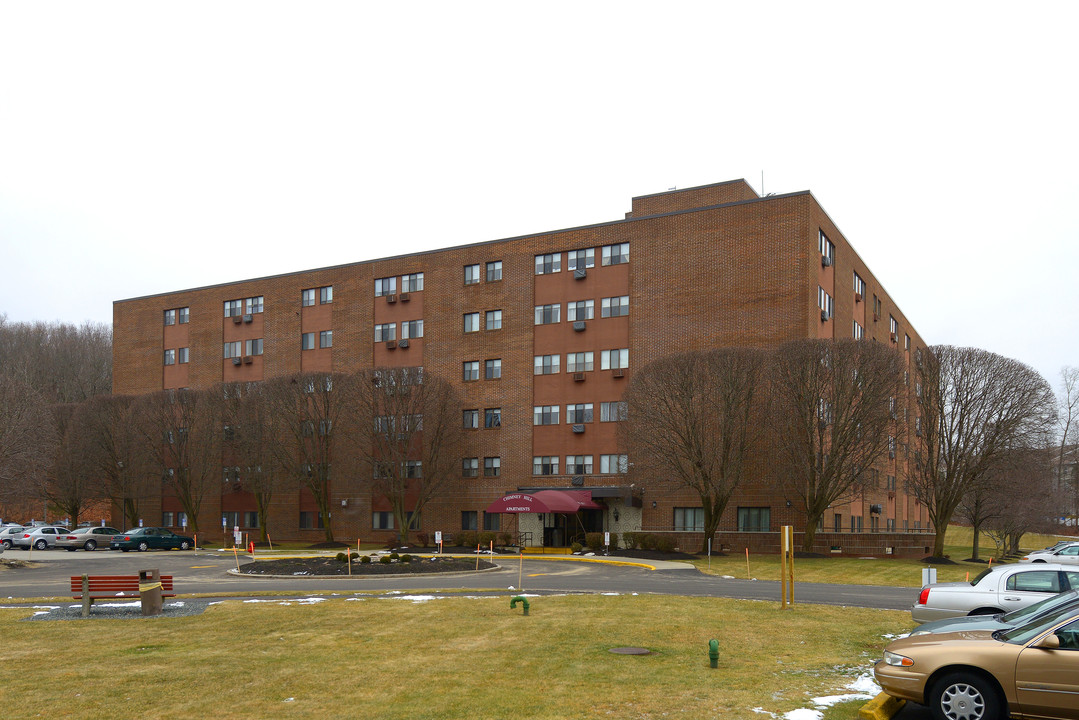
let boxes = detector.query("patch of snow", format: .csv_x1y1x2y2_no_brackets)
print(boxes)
168,601,184,608
283,697,294,702
783,709,822,720
601,592,620,596
379,594,438,603
751,708,776,717
97,602,141,608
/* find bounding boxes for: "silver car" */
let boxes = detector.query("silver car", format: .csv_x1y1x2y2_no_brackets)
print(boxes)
11,525,70,550
912,563,1079,623
1020,542,1079,565
55,526,122,551
0,525,26,550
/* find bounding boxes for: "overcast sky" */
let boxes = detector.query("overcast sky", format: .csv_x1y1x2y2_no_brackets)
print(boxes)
1,2,1075,387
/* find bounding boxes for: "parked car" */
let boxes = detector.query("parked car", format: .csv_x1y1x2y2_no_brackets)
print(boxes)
876,604,1079,720
55,526,122,551
0,525,26,550
912,563,1079,623
12,525,70,550
110,527,194,552
910,589,1079,636
1020,542,1079,565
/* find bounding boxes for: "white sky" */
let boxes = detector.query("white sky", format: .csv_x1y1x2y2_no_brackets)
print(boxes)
1,1,1076,387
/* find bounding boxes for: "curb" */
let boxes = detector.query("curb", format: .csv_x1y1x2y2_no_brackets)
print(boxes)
858,692,905,720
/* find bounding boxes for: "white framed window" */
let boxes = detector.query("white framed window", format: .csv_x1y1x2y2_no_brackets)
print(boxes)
320,286,333,304
905,334,911,351
485,359,501,380
486,261,502,282
533,405,559,425
567,248,594,270
224,300,243,317
462,458,479,478
372,512,394,530
601,242,629,266
374,323,396,342
178,347,189,364
463,312,480,333
566,352,594,372
164,349,176,365
246,296,264,314
567,300,594,321
484,408,501,428
599,454,628,474
737,507,770,532
319,331,332,349
534,354,560,375
302,289,316,307
819,230,835,264
404,460,422,478
301,333,315,350
534,304,561,325
374,277,397,297
223,341,242,359
462,361,480,382
600,296,629,318
401,273,423,292
674,507,705,532
600,349,629,370
853,321,864,340
818,286,834,319
566,403,593,423
402,320,423,339
566,455,593,474
535,253,561,275
464,264,480,285
533,456,559,475
600,401,626,422
853,272,866,297
463,409,479,429
164,309,176,326
246,339,263,356
484,457,501,477
485,310,502,331
178,307,189,324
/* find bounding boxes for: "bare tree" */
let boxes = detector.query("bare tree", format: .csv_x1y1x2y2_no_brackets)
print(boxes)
0,374,57,511
1055,366,1079,523
911,346,1057,558
620,349,764,552
76,395,156,528
45,404,100,527
0,315,112,404
983,447,1060,556
350,367,465,546
956,456,1012,561
768,339,905,552
134,388,224,533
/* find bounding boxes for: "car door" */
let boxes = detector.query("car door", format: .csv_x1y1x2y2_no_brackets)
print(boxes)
1054,545,1079,566
1013,617,1079,719
1000,569,1064,612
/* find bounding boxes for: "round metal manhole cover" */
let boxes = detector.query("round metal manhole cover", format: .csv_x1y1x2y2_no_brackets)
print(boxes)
609,647,653,655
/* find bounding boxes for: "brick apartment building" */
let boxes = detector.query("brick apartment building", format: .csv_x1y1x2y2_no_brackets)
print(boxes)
113,179,932,554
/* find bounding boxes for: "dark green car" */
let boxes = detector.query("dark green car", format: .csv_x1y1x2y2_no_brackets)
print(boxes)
110,527,194,552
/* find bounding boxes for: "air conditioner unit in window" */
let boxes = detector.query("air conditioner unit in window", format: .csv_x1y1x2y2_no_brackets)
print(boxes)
398,338,410,348
854,292,862,302
232,315,242,324
572,372,585,382
821,310,829,322
612,368,625,378
915,428,922,437
400,292,410,302
888,491,896,499
822,255,833,267
573,321,586,332
231,357,242,365
571,476,584,486
574,268,587,280
243,314,253,323
385,340,397,350
889,450,895,459
572,424,585,433
243,356,252,364
386,294,397,303
890,332,898,343
870,504,883,515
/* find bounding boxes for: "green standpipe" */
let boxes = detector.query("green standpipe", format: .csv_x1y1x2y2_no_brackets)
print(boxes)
510,596,530,616
708,639,719,668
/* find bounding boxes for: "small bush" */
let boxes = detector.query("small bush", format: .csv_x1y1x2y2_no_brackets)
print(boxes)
608,532,619,550
360,555,372,564
585,532,604,550
478,531,496,548
389,551,400,560
623,532,641,550
400,554,413,563
416,532,430,548
570,542,583,553
654,535,676,553
349,552,359,561
497,532,513,546
456,530,477,548
335,552,347,562
640,533,657,551
379,556,392,564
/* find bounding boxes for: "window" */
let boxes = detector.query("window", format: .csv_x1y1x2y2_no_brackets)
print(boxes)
244,511,259,528
480,260,502,283
853,272,866,298
485,359,501,380
566,455,593,474
301,333,315,351
246,338,264,356
600,401,627,422
567,248,594,270
533,456,559,475
567,300,594,322
834,513,842,533
223,341,242,359
302,289,316,307
372,512,394,530
599,454,628,474
534,304,560,325
374,323,396,342
853,321,864,340
164,349,176,365
178,307,189,324
320,286,333,304
405,460,422,478
674,507,704,532
402,320,423,339
484,457,500,477
873,295,883,319
886,518,896,532
905,334,911,351
819,230,835,264
463,312,480,333
462,362,479,382
484,408,501,428
534,354,560,375
601,296,629,318
178,347,189,364
818,286,834,320
851,515,863,533
224,299,243,317
462,458,478,478
887,474,897,491
319,331,332,349
374,277,396,297
601,242,629,266
485,310,502,331
483,512,500,531
600,349,629,370
299,511,325,529
164,309,176,326
566,351,594,372
461,510,478,530
464,264,480,285
462,409,479,429
890,315,899,338
1006,571,1061,594
246,296,263,314
738,507,771,532
566,403,593,423
535,253,561,275
533,405,559,425
401,273,423,292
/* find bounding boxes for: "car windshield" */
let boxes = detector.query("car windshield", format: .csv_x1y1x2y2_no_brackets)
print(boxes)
1002,590,1079,624
999,604,1079,645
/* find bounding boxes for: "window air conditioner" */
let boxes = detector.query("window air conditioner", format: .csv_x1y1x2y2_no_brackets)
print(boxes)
572,372,585,382
400,292,410,302
821,310,829,322
612,368,625,378
398,338,410,348
386,294,397,303
232,315,242,324
243,314,253,323
231,357,242,365
822,256,833,267
573,321,586,332
870,504,883,515
386,340,397,350
854,292,862,302
572,424,585,433
574,268,587,280
243,356,252,364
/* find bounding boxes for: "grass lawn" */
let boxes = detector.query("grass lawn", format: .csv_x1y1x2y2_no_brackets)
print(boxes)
0,594,909,719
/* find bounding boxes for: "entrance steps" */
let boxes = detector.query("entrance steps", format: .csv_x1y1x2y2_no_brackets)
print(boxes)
522,546,571,555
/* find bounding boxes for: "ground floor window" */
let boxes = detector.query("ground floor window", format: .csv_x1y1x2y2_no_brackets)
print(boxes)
738,507,770,532
299,511,325,529
373,511,393,530
462,511,477,530
162,511,187,527
673,507,704,532
244,511,259,528
483,512,500,531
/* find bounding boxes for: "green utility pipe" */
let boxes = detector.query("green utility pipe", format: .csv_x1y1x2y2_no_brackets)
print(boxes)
510,596,530,616
708,639,719,668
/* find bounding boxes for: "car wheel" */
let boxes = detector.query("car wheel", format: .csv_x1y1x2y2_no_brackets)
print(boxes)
0,540,10,550
137,541,149,552
180,540,191,550
930,671,1001,720
84,540,97,551
1032,559,1047,563
34,539,48,550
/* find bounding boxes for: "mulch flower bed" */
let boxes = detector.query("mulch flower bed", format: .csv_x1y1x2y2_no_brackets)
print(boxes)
240,555,496,576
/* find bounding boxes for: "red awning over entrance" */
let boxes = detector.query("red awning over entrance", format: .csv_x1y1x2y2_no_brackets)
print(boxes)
485,490,602,514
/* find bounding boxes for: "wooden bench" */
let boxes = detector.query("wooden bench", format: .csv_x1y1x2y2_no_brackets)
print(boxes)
70,574,175,617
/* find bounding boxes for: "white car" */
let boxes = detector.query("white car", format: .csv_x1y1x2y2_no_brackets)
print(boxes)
1021,542,1079,565
912,563,1079,623
0,525,26,550
11,525,70,550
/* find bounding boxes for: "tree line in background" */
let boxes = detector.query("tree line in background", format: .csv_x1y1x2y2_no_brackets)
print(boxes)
1,313,1077,556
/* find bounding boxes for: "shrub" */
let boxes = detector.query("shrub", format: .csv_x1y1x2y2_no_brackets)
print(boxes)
623,532,640,550
335,552,347,562
379,556,392,564
608,532,619,550
350,552,359,561
654,535,676,553
640,533,657,551
570,542,583,553
389,551,400,560
585,532,604,550
497,532,513,546
456,530,477,548
400,554,413,563
360,555,372,564
478,531,496,548
416,532,430,548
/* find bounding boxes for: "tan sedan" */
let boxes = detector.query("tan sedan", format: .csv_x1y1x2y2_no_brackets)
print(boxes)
55,526,122,551
875,605,1079,719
